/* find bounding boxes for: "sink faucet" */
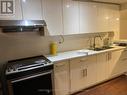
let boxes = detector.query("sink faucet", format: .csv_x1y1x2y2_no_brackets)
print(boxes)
92,34,102,50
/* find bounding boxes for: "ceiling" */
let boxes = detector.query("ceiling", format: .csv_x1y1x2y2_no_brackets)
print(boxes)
93,0,127,4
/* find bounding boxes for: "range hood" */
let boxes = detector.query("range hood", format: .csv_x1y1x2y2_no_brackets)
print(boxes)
0,20,46,35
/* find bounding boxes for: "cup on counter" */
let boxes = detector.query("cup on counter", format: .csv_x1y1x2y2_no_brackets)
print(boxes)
50,42,57,55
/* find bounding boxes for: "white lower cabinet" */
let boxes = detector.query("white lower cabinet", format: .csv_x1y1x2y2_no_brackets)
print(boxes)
97,50,125,82
53,49,126,95
108,49,127,78
54,60,70,95
97,53,109,82
108,50,124,78
70,55,97,93
120,50,127,73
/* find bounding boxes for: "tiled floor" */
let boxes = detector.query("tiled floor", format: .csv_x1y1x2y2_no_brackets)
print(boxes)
74,75,127,95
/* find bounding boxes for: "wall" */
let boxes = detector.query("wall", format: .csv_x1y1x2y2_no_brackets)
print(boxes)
120,3,127,39
0,30,111,63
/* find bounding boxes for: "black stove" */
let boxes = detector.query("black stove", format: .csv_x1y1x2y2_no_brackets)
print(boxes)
3,56,54,95
6,56,53,75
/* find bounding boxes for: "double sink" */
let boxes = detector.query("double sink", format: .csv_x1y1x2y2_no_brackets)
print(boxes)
89,46,114,51
76,46,114,55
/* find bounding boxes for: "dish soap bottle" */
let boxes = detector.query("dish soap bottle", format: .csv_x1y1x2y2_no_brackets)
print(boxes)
50,42,57,55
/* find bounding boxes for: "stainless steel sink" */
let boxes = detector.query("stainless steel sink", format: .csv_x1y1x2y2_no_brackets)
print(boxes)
89,46,114,51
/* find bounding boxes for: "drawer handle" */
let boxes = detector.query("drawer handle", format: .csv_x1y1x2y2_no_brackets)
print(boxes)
80,59,88,62
55,64,65,67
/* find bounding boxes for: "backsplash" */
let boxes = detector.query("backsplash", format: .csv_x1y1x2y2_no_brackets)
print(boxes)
0,31,113,63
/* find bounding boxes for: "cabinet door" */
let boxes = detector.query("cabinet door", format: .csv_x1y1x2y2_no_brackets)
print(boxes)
108,49,125,77
21,0,42,20
70,58,85,93
85,55,97,87
54,61,70,95
80,2,98,33
120,50,127,73
108,5,120,40
43,0,63,35
98,4,120,34
97,53,109,82
63,0,79,35
108,5,119,31
0,0,22,20
70,55,97,93
98,4,110,32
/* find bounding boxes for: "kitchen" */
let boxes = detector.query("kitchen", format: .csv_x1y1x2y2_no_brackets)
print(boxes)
0,0,127,95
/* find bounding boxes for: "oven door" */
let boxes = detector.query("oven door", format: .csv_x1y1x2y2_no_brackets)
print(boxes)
8,70,53,95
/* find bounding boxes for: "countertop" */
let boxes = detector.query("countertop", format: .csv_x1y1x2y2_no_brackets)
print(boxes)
46,46,126,62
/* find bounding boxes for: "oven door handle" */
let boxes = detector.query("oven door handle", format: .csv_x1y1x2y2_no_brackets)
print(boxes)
11,70,53,83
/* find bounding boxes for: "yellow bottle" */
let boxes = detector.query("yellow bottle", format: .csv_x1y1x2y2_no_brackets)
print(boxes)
50,42,57,55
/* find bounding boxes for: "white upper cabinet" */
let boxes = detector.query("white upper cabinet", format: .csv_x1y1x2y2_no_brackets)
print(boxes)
63,0,79,35
21,0,42,20
0,0,22,20
108,5,118,32
42,0,63,35
0,0,120,35
98,4,120,34
79,2,98,33
0,0,43,20
108,5,120,39
98,4,109,32
79,2,120,34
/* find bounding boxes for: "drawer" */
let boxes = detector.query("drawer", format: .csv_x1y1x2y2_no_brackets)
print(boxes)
70,57,89,64
54,60,69,70
70,55,96,65
120,57,127,63
120,50,127,59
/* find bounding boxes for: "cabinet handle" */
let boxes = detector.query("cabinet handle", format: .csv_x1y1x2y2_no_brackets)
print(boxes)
107,53,109,61
110,53,112,60
55,64,65,68
108,53,110,61
82,69,87,77
106,53,108,61
107,52,112,61
80,59,88,63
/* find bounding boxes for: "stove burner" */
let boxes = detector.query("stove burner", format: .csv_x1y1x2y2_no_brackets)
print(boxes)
6,56,52,75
